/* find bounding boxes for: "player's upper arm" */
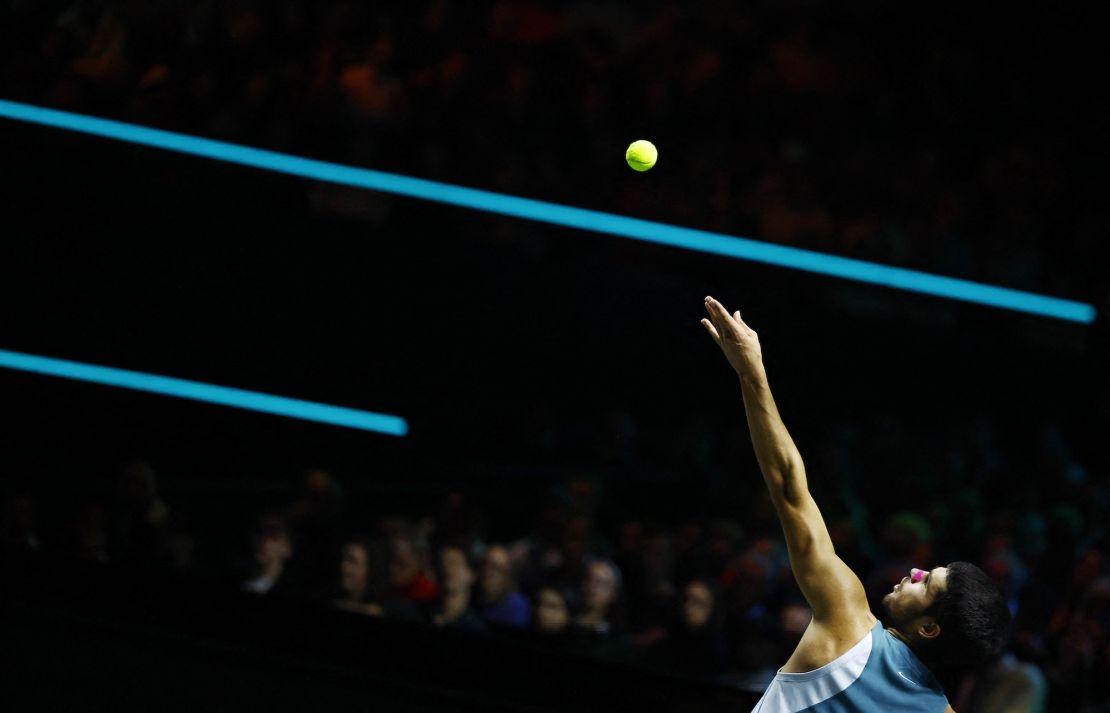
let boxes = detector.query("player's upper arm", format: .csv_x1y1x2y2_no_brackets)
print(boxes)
771,486,870,626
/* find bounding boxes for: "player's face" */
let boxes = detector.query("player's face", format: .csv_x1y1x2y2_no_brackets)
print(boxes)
882,566,948,621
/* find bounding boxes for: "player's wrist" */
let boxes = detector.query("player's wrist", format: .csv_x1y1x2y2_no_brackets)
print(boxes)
738,363,768,385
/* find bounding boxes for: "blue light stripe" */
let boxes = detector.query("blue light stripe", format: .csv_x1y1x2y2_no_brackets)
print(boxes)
0,98,1095,324
0,348,409,436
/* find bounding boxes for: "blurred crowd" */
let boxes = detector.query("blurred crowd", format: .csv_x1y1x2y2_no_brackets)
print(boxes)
2,406,1108,711
3,0,1106,304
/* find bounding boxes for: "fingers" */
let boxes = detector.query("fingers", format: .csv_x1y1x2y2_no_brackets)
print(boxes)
700,318,721,344
703,296,733,327
704,295,740,334
704,296,755,337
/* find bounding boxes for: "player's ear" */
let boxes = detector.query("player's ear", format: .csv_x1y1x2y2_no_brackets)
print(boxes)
917,618,940,641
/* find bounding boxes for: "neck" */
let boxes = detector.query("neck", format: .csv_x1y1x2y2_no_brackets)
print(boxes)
483,587,508,604
259,559,284,581
441,589,470,619
886,626,912,645
578,609,607,628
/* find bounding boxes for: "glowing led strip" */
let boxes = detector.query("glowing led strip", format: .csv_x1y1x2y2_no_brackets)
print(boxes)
0,348,409,436
0,98,1095,324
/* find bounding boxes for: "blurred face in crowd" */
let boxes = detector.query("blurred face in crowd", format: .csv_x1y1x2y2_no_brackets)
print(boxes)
882,566,948,639
119,461,157,504
582,560,619,614
682,581,714,630
481,545,514,601
388,536,422,587
780,602,812,637
254,520,292,568
726,553,771,609
438,546,476,595
340,543,369,598
536,587,570,632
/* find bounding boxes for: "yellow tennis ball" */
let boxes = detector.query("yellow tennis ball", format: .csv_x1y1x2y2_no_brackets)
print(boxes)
625,140,658,172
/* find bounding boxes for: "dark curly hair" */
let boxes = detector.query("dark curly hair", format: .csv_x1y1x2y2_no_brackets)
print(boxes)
916,561,1011,669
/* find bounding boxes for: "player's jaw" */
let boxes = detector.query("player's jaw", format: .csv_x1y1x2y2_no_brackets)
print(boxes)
882,566,924,615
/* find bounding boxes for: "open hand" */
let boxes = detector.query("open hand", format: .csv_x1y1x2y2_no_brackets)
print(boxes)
701,296,764,377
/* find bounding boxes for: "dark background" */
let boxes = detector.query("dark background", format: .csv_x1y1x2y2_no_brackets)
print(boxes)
2,2,1108,711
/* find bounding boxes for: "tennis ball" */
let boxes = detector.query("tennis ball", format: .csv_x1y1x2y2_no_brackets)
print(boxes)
625,140,657,172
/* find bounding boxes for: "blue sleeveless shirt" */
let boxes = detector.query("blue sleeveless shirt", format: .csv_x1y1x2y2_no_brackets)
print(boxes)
751,620,949,712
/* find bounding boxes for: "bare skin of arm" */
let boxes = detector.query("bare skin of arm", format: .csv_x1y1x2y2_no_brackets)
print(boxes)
701,296,875,672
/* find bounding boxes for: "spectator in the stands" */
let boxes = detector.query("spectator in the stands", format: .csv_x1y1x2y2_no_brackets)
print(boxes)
1050,570,1110,709
242,513,295,595
383,522,439,603
535,582,580,636
720,544,784,675
576,557,623,635
477,543,531,629
650,578,731,679
333,536,387,616
625,525,676,641
545,513,596,589
428,540,489,635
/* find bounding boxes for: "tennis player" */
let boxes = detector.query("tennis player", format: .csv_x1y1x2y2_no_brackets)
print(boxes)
701,296,1010,712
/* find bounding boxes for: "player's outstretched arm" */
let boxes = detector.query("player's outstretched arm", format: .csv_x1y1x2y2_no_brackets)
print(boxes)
701,297,870,630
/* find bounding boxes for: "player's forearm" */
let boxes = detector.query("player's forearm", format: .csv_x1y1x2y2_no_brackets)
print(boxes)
738,368,809,505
